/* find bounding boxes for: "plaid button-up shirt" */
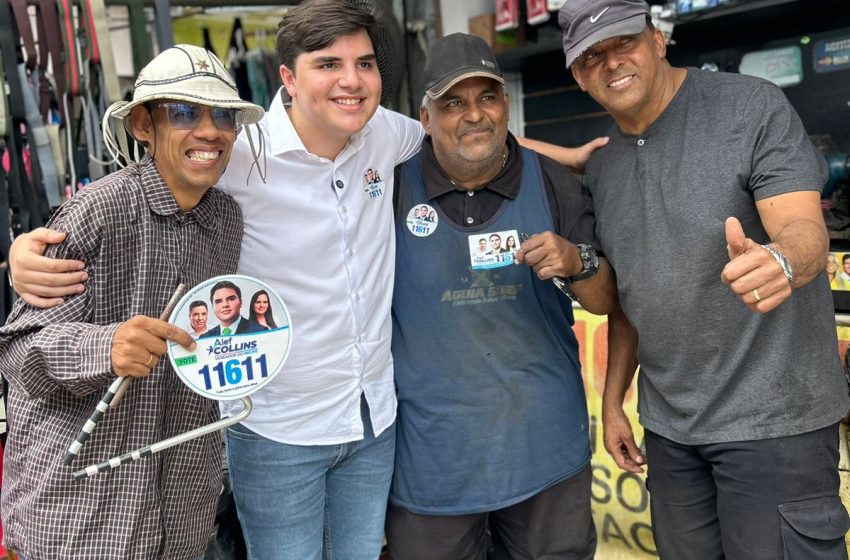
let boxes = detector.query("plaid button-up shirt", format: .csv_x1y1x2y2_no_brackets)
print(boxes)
0,156,243,559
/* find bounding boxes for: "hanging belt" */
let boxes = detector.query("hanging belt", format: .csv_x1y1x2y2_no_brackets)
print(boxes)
36,0,66,116
0,0,48,229
9,0,36,71
57,0,94,190
17,64,62,208
31,1,67,185
78,0,108,179
82,78,107,180
33,8,56,121
10,0,62,208
85,0,121,104
57,0,81,98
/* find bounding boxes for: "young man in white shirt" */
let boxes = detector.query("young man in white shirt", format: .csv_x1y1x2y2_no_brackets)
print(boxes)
213,2,421,556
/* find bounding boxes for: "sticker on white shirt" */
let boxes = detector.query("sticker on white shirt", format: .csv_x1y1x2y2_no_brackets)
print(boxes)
362,167,385,200
406,204,439,237
469,229,520,270
167,274,292,401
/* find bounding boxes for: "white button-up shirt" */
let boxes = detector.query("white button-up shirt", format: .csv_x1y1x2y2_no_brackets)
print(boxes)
218,89,424,445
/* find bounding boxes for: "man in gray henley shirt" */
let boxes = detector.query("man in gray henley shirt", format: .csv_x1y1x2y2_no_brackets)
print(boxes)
558,0,850,558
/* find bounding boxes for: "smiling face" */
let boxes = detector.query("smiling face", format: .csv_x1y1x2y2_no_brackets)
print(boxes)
421,76,508,184
190,304,208,333
281,30,381,159
490,234,502,252
212,287,242,326
129,101,236,211
571,26,671,134
253,293,269,316
826,254,839,281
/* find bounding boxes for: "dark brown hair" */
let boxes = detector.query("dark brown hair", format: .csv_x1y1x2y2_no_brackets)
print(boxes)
276,0,378,72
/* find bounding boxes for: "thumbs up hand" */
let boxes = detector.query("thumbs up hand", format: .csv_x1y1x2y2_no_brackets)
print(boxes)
721,217,793,313
725,216,752,260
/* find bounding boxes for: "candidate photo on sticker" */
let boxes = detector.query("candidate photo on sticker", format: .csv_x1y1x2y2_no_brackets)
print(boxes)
202,279,265,338
468,229,519,270
249,289,278,330
406,204,439,237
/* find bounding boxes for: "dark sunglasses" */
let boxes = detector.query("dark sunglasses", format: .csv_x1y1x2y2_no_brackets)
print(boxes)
148,102,244,131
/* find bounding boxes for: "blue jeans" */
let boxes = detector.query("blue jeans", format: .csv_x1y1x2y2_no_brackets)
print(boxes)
225,398,395,560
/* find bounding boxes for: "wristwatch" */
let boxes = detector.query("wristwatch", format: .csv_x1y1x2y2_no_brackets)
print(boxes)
762,244,794,284
565,243,600,284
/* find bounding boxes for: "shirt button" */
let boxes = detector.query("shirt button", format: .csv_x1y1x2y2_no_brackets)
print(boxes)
355,292,361,301
637,139,645,146
358,334,365,342
335,179,344,189
466,217,474,224
341,206,348,214
468,191,474,197
347,248,354,257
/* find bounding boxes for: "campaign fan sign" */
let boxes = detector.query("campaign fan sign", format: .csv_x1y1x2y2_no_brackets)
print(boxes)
167,275,292,400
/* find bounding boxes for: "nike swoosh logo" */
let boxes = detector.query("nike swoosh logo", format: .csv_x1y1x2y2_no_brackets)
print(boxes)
590,6,609,23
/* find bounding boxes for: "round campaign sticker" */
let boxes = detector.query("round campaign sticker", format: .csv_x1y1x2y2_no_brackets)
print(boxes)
406,203,439,237
167,275,292,401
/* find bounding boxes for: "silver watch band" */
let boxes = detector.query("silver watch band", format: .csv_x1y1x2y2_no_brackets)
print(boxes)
762,244,794,284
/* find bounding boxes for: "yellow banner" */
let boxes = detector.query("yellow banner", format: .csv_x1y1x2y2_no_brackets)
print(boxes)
573,310,656,559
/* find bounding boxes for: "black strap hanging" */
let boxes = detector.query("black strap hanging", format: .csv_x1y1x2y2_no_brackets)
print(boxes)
9,1,63,208
0,0,48,230
36,0,66,120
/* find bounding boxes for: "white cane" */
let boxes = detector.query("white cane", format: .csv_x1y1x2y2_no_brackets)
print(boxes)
74,396,253,480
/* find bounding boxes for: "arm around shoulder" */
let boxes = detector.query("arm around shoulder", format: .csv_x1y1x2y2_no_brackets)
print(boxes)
518,136,609,174
384,107,425,165
9,228,88,308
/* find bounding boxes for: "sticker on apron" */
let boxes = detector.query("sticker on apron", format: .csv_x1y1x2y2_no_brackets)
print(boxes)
469,229,519,270
167,274,292,401
406,204,439,237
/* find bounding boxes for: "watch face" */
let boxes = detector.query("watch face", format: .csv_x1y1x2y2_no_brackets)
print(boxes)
571,244,599,282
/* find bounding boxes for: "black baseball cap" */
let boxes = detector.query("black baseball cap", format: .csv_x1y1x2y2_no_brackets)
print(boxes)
424,33,505,99
559,0,651,68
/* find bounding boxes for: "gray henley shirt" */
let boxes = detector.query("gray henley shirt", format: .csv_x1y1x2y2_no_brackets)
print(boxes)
586,68,849,444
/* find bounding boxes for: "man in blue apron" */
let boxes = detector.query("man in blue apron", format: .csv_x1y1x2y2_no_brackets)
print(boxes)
386,33,619,560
